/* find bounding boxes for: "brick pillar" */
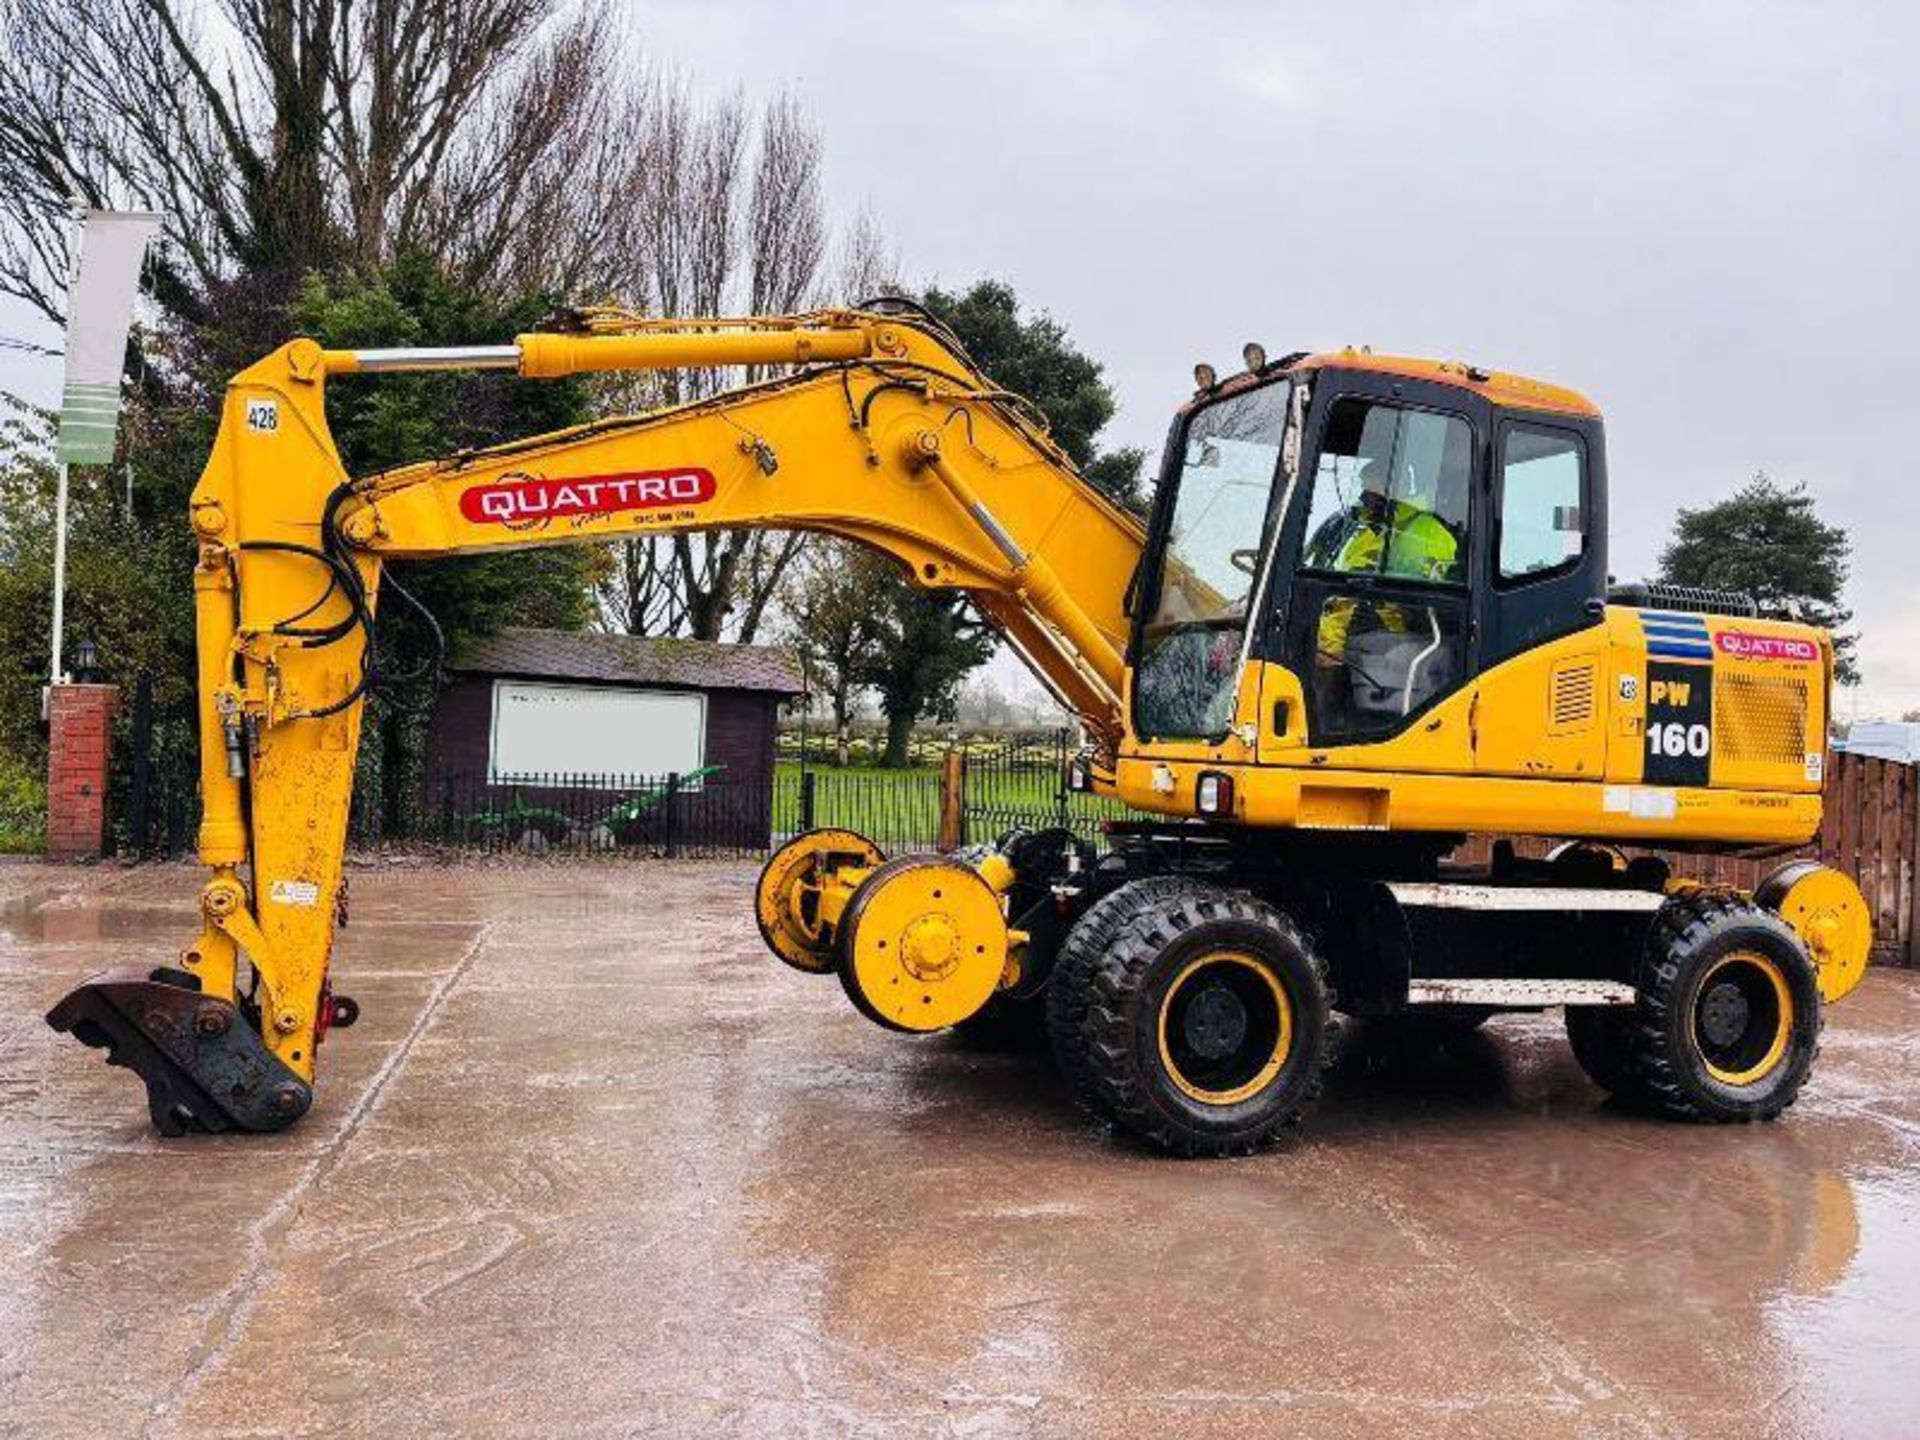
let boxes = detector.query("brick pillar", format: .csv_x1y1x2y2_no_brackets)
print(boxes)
46,683,120,860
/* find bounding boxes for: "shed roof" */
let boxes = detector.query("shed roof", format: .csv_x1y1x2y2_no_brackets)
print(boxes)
451,627,804,696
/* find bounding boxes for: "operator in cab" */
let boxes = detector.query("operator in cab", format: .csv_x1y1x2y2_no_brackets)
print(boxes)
1305,457,1464,729
1304,459,1460,582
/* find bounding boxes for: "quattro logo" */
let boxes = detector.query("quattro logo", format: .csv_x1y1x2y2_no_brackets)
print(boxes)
1715,630,1818,663
460,469,717,525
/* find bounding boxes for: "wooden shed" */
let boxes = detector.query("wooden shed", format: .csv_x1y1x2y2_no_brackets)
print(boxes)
423,628,803,848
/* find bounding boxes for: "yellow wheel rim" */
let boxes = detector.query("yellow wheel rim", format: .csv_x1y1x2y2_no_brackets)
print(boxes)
840,859,1007,1032
1763,865,1871,1004
1156,951,1293,1105
755,829,882,974
1691,950,1794,1086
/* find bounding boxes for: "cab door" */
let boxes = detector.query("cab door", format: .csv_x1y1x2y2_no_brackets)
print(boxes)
1272,370,1489,752
1128,379,1294,752
1468,415,1609,778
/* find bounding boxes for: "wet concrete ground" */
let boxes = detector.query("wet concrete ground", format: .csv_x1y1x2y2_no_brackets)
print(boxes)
1,858,1917,1438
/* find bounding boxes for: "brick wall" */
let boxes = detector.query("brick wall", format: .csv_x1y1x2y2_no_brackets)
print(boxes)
46,683,119,860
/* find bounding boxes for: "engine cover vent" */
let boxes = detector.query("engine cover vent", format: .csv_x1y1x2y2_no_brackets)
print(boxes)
1550,659,1598,734
1608,580,1760,617
1716,672,1809,765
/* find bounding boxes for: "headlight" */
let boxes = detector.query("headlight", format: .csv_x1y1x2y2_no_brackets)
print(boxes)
1195,771,1235,816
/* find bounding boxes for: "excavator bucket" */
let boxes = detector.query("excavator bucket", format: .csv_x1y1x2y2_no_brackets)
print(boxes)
46,967,312,1136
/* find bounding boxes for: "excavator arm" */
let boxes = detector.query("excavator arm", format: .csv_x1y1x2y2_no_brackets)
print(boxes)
47,306,1147,1133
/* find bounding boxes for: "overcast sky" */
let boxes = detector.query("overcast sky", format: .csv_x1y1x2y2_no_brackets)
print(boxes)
5,1,1915,716
635,0,1920,718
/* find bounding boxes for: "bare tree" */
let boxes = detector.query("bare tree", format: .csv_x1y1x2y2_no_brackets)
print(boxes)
2,5,893,647
780,539,884,766
835,204,902,304
596,88,839,643
0,0,627,326
746,95,825,319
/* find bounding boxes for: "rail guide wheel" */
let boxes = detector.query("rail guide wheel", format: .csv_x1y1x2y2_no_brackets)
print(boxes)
756,828,885,975
1755,860,1872,1004
836,856,1009,1033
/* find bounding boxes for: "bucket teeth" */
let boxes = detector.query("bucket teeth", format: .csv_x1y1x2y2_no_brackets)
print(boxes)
46,967,312,1135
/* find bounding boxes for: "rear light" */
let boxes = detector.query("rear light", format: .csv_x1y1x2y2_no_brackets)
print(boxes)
1196,770,1234,817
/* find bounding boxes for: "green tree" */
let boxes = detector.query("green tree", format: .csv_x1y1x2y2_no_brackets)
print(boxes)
0,253,600,830
289,254,601,822
919,279,1146,512
0,397,196,764
848,551,996,767
1658,473,1857,684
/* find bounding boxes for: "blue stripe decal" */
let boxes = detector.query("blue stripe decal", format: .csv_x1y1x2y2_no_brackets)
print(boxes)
1648,642,1714,660
1641,618,1709,634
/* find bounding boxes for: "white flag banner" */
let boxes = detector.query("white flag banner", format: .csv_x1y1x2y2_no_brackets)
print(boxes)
55,209,162,465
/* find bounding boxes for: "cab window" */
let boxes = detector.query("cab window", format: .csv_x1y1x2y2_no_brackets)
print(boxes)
1301,398,1473,585
1295,396,1475,740
1132,381,1291,740
1498,426,1586,581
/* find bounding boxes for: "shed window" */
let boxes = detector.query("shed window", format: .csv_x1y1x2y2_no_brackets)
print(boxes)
488,681,706,781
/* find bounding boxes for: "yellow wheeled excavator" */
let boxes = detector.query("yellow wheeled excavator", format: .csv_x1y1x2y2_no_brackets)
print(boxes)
48,301,1874,1154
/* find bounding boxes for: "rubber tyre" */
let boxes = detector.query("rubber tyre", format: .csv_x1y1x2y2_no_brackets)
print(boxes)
1079,882,1330,1157
1621,889,1821,1122
1046,877,1194,1119
1564,1005,1645,1101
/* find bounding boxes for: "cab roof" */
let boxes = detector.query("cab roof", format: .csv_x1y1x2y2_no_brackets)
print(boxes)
1299,349,1601,419
1189,349,1601,421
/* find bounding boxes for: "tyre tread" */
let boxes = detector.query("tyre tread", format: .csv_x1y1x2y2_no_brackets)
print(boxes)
1620,886,1821,1123
1079,882,1329,1157
1046,876,1192,1119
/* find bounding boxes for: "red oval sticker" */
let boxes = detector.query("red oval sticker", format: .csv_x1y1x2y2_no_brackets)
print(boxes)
460,469,717,525
1715,630,1818,663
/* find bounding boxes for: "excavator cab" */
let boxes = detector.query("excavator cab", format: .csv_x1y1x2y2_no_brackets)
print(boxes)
1129,357,1606,760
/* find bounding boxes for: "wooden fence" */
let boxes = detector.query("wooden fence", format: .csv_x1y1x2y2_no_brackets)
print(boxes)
1464,752,1916,966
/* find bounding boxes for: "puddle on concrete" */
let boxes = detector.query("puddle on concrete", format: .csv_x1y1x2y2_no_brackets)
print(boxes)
0,891,192,944
2,861,1916,1435
1770,1169,1920,1432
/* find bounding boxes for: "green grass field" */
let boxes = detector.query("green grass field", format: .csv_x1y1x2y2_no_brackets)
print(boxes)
770,758,1138,849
